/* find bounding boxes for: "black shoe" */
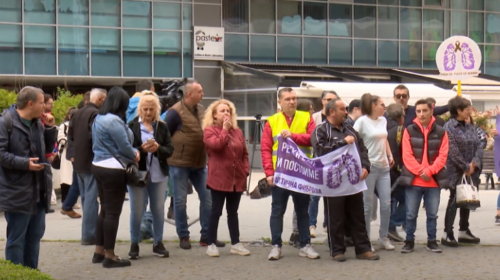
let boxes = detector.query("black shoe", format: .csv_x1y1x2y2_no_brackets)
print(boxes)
153,242,169,258
102,256,131,268
441,232,458,247
48,209,55,213
496,215,500,226
426,240,442,253
81,239,96,246
401,240,414,254
199,238,226,248
129,243,139,260
289,233,298,246
180,237,191,250
344,236,354,247
92,253,105,264
458,229,480,244
388,229,404,242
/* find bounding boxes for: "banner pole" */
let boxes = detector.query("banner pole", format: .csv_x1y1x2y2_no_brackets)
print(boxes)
457,80,462,96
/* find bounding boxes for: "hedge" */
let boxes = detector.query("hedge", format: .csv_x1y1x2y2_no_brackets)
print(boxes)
0,259,54,280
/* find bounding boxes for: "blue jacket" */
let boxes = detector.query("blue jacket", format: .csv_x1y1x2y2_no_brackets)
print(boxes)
92,113,137,164
126,97,141,124
0,105,57,214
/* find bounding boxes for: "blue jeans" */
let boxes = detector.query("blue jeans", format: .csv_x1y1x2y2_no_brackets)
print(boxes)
5,203,46,269
62,167,80,211
170,166,211,239
405,186,440,241
77,172,99,242
309,195,326,228
270,186,310,247
128,181,167,244
497,191,500,210
363,166,391,239
389,187,406,231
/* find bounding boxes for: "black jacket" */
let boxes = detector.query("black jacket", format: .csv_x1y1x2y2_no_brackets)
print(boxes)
129,117,174,176
387,118,403,185
68,103,98,173
0,105,57,214
311,121,371,172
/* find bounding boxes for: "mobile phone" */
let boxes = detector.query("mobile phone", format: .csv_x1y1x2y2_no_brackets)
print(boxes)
147,138,155,144
38,162,51,167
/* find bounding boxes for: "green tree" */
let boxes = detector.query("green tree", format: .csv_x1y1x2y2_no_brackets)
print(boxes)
52,87,82,125
0,89,18,112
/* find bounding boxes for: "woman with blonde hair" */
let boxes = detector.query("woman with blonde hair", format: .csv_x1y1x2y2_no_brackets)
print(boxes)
127,91,174,259
203,99,250,257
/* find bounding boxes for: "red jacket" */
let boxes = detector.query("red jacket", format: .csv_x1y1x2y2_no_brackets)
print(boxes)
204,125,249,192
261,112,316,177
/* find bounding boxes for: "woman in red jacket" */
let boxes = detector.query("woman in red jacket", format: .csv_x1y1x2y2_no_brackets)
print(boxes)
203,99,250,257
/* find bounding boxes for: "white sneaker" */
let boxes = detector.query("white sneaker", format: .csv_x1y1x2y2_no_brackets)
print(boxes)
51,200,57,206
309,226,316,238
299,244,320,259
268,245,282,260
230,243,250,256
206,244,219,257
378,237,395,251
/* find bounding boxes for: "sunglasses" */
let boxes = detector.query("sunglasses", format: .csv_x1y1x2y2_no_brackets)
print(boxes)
395,94,408,99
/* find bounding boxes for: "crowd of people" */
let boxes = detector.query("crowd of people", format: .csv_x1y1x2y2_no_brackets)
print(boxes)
0,81,498,270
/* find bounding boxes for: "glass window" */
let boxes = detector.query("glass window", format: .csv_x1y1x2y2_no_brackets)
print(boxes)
58,0,89,26
485,0,500,12
0,0,22,23
304,37,327,65
378,7,398,39
183,32,192,77
400,8,422,40
24,0,55,24
400,41,422,67
250,0,275,34
25,25,56,75
354,6,376,39
486,14,500,46
304,2,327,36
401,0,423,6
91,28,120,76
485,45,500,76
154,31,182,77
423,42,439,68
91,0,120,27
378,0,398,5
469,13,484,43
378,41,398,67
329,4,352,37
58,27,89,76
354,40,376,66
423,10,444,41
444,10,450,38
123,30,152,77
251,35,276,63
0,24,22,74
355,0,376,3
451,11,467,36
278,0,302,35
183,4,192,30
123,1,151,29
277,36,301,63
329,39,352,65
451,0,466,9
470,0,484,10
223,0,249,33
225,34,249,62
153,3,181,30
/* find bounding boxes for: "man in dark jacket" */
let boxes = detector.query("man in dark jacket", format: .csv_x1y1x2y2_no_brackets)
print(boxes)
0,86,57,269
68,88,106,245
311,98,379,262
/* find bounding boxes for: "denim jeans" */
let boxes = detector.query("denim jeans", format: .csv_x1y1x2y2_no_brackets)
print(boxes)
77,172,99,242
497,191,500,210
309,195,326,228
128,181,167,244
270,186,310,247
389,187,406,231
363,166,391,239
62,167,80,211
405,186,440,241
5,203,46,269
170,166,211,239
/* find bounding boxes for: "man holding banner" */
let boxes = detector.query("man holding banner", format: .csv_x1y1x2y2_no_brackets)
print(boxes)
311,98,379,262
261,87,320,261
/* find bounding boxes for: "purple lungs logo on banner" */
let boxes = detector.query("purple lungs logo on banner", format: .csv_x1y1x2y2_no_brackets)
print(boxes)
436,36,482,81
326,154,361,189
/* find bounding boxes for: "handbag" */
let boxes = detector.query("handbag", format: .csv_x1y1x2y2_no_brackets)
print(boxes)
250,178,272,199
456,175,481,210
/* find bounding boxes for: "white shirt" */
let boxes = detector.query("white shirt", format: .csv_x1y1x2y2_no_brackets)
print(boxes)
353,115,389,169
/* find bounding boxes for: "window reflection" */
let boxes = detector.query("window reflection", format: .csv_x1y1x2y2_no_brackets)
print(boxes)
58,27,89,76
153,3,181,30
303,2,327,36
304,37,327,65
378,6,398,39
354,5,376,38
250,0,275,34
329,4,352,37
91,28,120,76
123,30,152,77
223,0,249,33
451,11,467,36
0,24,22,74
154,31,182,77
0,0,22,23
225,34,249,62
401,41,422,68
329,39,352,65
278,36,302,63
401,8,422,40
251,35,276,63
25,25,56,75
278,0,302,35
469,12,484,43
91,0,120,27
354,40,376,66
25,0,55,24
123,1,151,28
423,9,444,41
378,41,398,67
423,42,439,68
58,0,89,25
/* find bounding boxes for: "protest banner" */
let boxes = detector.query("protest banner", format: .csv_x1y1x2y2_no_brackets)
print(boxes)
273,136,367,197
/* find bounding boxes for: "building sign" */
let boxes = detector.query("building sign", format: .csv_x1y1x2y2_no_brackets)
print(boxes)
435,36,482,81
193,26,224,61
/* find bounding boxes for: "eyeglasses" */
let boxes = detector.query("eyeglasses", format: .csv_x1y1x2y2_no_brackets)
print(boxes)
395,94,408,99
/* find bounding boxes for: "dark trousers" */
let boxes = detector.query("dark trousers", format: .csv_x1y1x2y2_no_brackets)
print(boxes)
207,189,242,245
92,165,127,250
444,188,470,233
62,166,80,211
325,192,372,256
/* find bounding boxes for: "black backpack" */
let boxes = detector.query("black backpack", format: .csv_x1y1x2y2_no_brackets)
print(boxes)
1,109,12,136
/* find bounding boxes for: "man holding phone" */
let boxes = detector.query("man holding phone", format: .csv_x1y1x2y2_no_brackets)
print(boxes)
0,86,58,269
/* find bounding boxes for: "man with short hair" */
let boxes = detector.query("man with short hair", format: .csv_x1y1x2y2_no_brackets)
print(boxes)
262,87,320,260
165,80,217,250
345,99,361,126
311,98,379,262
127,79,155,123
68,88,107,245
0,86,58,269
400,99,449,253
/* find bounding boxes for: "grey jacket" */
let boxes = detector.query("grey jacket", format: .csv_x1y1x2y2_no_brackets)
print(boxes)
0,105,57,214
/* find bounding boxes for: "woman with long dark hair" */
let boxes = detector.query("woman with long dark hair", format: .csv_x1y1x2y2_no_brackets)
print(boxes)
91,86,140,268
